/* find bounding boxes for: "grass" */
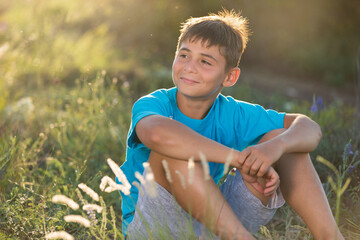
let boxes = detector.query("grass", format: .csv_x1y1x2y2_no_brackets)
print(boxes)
0,74,359,239
1,0,359,238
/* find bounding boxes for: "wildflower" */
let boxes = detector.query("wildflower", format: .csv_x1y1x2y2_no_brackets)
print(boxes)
107,158,131,190
347,165,355,174
310,95,323,113
45,231,74,240
229,168,237,176
78,183,99,202
188,157,195,185
310,103,318,114
83,204,103,213
51,195,79,210
316,96,323,110
162,159,173,183
345,144,354,156
223,149,234,175
199,151,210,180
86,209,98,224
175,170,186,189
64,215,91,228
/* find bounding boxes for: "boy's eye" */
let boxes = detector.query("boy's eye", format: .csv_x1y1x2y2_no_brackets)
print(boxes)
179,54,188,59
201,60,212,66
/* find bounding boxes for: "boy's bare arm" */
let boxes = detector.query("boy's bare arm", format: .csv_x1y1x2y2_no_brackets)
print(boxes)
136,114,279,195
239,114,322,177
136,115,246,166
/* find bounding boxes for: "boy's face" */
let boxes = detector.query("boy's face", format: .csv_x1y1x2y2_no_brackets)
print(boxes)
172,39,233,103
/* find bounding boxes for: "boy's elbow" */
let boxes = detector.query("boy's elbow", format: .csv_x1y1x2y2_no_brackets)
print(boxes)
136,118,170,148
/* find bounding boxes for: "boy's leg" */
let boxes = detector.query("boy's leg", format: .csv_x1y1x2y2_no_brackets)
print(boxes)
260,129,344,240
148,151,254,240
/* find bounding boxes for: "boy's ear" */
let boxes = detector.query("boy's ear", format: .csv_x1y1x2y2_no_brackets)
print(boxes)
223,67,240,87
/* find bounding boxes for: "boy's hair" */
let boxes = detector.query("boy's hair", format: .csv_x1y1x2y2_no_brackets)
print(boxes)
176,9,250,70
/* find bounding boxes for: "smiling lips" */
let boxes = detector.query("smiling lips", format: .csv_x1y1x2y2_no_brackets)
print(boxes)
180,77,199,85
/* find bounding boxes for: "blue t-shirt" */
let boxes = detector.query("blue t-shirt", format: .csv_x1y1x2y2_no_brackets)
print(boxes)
119,87,285,234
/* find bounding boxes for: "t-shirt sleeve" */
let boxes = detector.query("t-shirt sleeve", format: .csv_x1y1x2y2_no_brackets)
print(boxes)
127,91,171,148
236,102,285,148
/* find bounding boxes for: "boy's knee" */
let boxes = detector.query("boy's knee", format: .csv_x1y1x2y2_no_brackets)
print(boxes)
258,128,286,143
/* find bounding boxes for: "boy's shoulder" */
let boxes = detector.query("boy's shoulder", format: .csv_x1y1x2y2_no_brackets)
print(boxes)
137,88,176,101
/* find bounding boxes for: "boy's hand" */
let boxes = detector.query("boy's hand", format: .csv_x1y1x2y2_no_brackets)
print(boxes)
237,141,284,177
239,166,280,197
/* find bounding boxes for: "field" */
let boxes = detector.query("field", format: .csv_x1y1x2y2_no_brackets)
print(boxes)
0,0,359,239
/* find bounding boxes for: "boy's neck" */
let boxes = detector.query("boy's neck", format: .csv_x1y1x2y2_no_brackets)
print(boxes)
176,92,217,120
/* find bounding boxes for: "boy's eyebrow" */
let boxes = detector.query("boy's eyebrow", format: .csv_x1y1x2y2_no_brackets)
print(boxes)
179,47,218,62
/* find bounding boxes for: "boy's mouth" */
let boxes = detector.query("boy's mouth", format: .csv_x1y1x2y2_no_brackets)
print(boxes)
180,77,199,85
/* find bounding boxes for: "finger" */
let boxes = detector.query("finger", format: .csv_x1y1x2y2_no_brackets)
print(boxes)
265,169,279,187
251,182,264,194
242,153,256,174
257,161,269,178
249,161,262,176
263,186,277,196
238,148,251,165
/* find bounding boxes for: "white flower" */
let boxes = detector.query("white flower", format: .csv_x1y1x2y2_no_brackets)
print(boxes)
161,160,172,183
188,157,195,185
199,151,210,180
64,215,91,228
45,231,74,240
83,204,103,213
51,195,79,210
78,183,99,202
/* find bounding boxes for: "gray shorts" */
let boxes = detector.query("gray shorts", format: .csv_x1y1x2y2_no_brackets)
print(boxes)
127,169,284,239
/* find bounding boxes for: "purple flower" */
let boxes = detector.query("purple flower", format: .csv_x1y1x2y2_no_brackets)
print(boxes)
347,165,355,173
345,144,354,156
310,103,318,113
316,96,323,110
310,95,323,113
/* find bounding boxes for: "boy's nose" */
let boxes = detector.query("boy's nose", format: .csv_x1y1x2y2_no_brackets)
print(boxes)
183,60,197,73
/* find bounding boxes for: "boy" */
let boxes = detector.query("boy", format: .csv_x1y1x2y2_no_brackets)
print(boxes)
119,9,344,239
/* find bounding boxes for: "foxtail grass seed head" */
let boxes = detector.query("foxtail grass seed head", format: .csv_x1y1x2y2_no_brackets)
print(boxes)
105,184,130,195
100,176,116,191
223,149,234,175
107,158,131,190
64,215,91,228
199,151,210,180
135,171,146,185
188,157,195,184
144,171,158,198
83,204,103,213
100,176,130,195
52,195,79,210
78,183,99,202
45,231,74,240
143,162,153,174
175,170,186,189
162,160,172,183
132,181,144,197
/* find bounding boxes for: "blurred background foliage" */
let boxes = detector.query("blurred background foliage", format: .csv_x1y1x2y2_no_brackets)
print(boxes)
1,0,359,100
0,0,359,238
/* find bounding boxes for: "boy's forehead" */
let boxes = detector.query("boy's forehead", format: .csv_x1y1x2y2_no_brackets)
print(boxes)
179,38,225,56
